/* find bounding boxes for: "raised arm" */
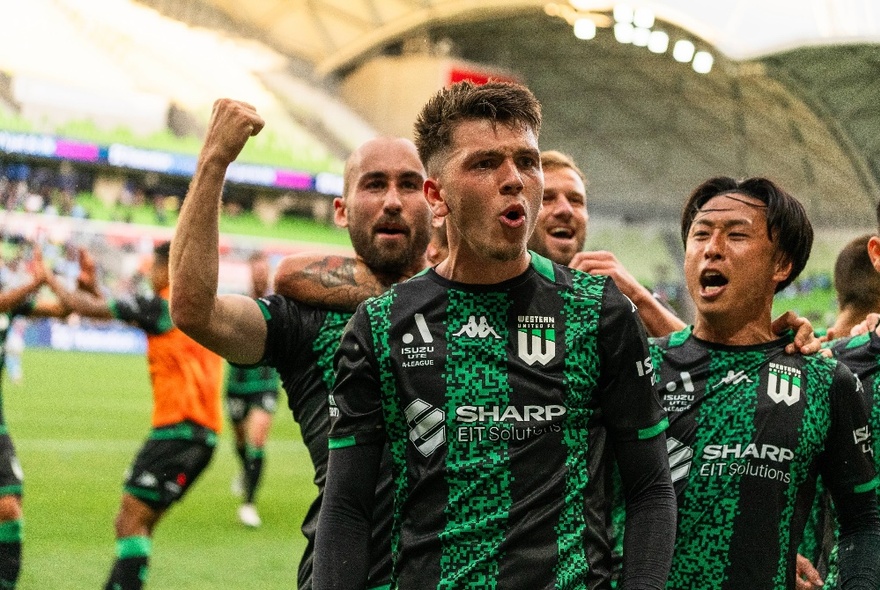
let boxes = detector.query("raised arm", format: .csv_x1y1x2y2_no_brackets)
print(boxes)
274,254,392,313
569,250,686,337
0,250,46,313
169,98,270,365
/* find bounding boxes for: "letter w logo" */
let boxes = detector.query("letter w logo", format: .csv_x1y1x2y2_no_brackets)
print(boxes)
767,369,801,406
517,328,555,366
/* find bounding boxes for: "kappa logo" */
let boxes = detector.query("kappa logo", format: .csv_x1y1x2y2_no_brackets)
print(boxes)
667,437,693,484
405,399,447,457
766,362,801,406
453,316,501,339
715,369,754,388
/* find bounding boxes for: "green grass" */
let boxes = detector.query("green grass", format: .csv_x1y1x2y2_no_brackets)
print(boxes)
5,349,314,589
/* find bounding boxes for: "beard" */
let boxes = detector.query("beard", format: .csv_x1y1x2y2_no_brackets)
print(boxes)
349,218,430,276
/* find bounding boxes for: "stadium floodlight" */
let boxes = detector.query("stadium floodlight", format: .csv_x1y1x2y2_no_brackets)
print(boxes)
673,39,695,62
692,51,714,73
647,30,669,53
632,26,651,47
614,22,634,43
633,7,655,28
613,3,633,24
573,18,597,40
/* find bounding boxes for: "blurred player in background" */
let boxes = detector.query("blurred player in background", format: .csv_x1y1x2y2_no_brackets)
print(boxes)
48,241,223,590
0,246,67,589
225,251,279,528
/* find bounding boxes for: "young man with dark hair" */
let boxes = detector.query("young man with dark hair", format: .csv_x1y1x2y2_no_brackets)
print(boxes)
224,251,280,528
169,98,432,589
650,176,880,590
314,80,676,590
49,241,224,590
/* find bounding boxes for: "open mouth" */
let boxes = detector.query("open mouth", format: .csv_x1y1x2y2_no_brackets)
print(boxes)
500,204,526,227
549,227,574,239
374,222,408,237
699,269,728,295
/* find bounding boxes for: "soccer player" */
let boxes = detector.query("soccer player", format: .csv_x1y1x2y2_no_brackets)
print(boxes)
0,245,68,588
650,176,880,589
168,98,432,589
826,234,880,340
313,80,676,589
48,241,223,590
225,251,280,527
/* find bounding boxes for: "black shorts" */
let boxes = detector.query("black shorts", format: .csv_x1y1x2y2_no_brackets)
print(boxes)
225,390,279,424
123,437,214,510
0,434,22,497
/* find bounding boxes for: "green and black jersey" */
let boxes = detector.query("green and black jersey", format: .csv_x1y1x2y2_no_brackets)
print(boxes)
256,294,393,590
0,300,35,432
832,331,880,462
652,328,877,590
328,254,667,589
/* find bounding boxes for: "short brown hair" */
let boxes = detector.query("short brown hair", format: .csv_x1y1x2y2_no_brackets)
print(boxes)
414,81,542,175
835,234,880,312
541,150,587,185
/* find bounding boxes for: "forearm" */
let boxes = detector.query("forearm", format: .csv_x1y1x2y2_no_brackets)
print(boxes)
630,291,686,338
170,157,225,332
274,254,389,312
314,444,381,590
0,277,41,312
615,436,677,589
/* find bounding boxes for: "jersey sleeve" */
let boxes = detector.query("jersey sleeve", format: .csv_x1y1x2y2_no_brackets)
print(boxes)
327,305,386,449
595,279,668,441
250,294,305,370
820,361,879,498
110,294,171,334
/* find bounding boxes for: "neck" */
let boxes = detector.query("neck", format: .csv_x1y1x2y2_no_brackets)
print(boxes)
435,250,530,284
830,306,876,339
692,311,777,346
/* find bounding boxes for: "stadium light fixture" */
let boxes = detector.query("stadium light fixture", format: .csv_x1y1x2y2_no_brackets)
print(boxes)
632,26,651,47
574,18,597,40
633,7,655,29
647,30,669,53
673,39,695,62
614,22,635,43
613,3,633,24
692,51,714,73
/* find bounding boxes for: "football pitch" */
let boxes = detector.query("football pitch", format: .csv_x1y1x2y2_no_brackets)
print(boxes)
5,348,313,589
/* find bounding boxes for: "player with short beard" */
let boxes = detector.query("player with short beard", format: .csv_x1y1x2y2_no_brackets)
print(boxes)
169,98,432,590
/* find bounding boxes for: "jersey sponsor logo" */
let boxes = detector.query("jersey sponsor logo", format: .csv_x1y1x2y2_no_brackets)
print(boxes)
455,404,566,423
328,393,339,418
516,315,556,365
400,314,437,367
766,362,801,406
663,371,695,410
853,425,874,457
454,404,565,443
453,316,501,339
702,443,794,462
698,443,793,483
405,399,446,457
666,437,693,483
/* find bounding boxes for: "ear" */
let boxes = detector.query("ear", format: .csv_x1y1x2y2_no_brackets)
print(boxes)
333,197,348,229
869,236,880,272
424,178,449,218
772,255,793,285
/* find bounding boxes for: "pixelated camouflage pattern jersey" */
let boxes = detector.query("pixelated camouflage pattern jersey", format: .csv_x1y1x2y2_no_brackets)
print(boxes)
809,329,880,588
0,299,34,432
329,253,665,589
651,327,877,590
255,295,393,590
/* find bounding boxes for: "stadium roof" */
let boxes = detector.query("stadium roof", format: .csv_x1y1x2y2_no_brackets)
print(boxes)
155,0,880,227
